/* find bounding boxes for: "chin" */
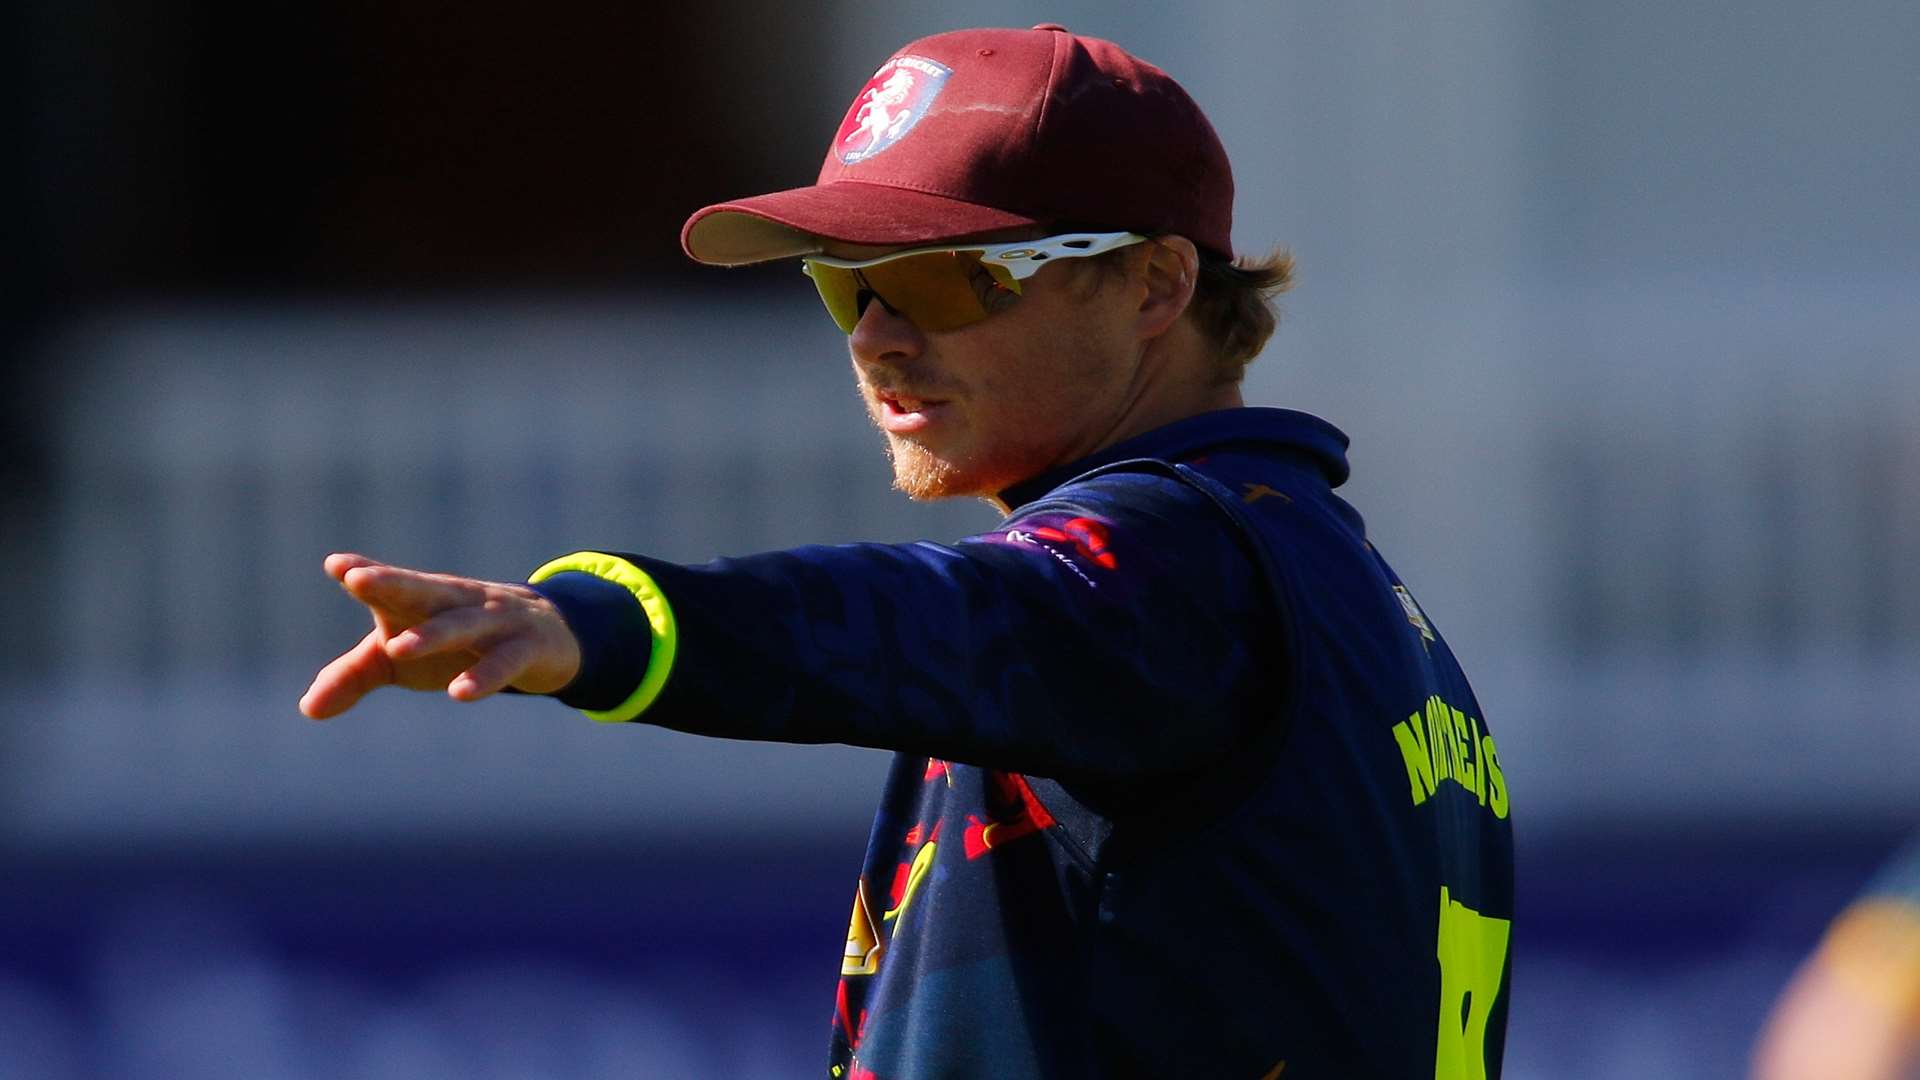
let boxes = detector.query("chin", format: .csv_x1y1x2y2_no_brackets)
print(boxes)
887,437,988,501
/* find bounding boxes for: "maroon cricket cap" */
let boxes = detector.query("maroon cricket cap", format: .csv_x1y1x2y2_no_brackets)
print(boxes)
680,24,1236,265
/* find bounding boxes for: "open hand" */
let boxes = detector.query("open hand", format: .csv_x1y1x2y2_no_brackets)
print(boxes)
299,553,582,719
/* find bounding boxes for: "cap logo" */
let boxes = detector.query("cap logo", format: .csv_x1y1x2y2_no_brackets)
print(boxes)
834,55,951,165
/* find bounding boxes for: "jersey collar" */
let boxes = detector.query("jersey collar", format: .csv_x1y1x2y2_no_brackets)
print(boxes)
996,407,1352,512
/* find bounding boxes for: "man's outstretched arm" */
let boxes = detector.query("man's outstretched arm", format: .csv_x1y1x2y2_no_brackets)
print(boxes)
300,470,1272,782
299,552,582,719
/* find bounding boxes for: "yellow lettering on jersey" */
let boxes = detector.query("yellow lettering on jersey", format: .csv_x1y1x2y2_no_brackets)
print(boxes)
1467,713,1489,807
1450,706,1477,798
1392,697,1505,821
1455,708,1475,799
1393,709,1439,805
1483,735,1508,820
1434,886,1511,1080
1446,702,1465,787
1436,697,1462,787
1424,698,1449,786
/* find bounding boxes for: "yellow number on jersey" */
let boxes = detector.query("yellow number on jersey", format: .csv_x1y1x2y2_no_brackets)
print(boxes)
1434,886,1511,1080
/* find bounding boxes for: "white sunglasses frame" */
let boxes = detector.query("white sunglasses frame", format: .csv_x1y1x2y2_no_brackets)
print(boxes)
800,230,1150,283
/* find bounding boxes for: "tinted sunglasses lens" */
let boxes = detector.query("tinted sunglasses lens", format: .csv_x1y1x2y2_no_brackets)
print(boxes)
803,262,863,334
804,251,1019,334
862,251,996,333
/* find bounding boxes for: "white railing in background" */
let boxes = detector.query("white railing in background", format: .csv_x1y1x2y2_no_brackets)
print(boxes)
12,280,1919,848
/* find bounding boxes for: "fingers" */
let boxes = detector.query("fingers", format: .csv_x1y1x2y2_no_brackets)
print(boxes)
448,635,542,702
300,628,396,720
340,562,488,618
323,552,383,583
396,605,565,700
308,553,578,714
325,553,489,615
386,604,507,662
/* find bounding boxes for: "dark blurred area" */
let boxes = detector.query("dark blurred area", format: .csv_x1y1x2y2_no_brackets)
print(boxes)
19,2,827,296
6,0,829,472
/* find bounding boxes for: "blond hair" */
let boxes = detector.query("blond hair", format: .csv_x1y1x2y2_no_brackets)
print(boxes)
1188,246,1294,383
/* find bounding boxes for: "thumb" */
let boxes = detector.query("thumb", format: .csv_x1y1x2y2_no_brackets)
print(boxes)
300,627,397,720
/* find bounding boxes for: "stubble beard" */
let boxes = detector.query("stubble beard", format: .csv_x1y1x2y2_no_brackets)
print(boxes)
859,378,971,500
857,373,988,501
885,434,966,501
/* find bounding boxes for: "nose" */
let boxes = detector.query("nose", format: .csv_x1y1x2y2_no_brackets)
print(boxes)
848,290,925,369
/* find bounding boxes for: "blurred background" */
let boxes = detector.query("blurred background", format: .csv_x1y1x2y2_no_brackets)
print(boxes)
4,1,1917,1076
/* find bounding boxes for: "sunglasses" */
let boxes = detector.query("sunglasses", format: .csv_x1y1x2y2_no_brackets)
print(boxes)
801,231,1148,334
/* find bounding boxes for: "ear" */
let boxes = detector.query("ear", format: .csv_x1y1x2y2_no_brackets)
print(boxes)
1132,235,1200,341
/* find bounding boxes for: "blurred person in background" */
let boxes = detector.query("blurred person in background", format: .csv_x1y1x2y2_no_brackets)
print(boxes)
1754,833,1920,1079
302,24,1514,1079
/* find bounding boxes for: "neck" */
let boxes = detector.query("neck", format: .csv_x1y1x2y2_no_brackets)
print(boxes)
984,341,1244,514
1094,323,1244,456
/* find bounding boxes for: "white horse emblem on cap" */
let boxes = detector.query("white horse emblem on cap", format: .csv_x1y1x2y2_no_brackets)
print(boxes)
844,70,918,157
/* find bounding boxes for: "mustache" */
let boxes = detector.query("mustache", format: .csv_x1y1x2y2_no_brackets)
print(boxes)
856,369,958,401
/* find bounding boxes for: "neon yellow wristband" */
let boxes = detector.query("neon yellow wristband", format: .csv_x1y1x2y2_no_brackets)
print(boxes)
529,551,678,724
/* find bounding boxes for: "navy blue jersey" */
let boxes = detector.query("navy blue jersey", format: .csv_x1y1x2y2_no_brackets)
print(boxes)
532,408,1514,1079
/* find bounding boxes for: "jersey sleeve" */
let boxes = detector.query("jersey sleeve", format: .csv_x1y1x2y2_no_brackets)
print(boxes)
532,468,1276,783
